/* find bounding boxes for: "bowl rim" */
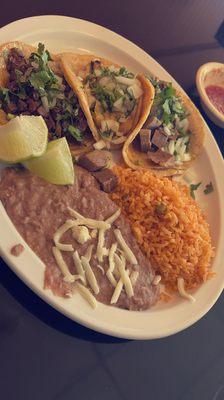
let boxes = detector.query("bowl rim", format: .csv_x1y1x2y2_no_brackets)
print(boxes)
196,62,224,122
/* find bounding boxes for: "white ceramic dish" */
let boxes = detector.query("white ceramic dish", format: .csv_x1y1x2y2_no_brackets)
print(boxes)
196,62,224,128
0,16,224,340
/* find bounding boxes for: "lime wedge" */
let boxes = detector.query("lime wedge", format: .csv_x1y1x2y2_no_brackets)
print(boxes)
0,115,48,163
24,137,75,185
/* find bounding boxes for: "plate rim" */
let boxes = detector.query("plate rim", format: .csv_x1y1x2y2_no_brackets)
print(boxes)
0,15,224,340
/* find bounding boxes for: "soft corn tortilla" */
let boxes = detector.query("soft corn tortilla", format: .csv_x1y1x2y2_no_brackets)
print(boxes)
0,42,94,156
60,53,155,149
122,88,206,176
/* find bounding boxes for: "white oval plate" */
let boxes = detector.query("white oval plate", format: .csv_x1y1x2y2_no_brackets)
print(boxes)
0,16,224,340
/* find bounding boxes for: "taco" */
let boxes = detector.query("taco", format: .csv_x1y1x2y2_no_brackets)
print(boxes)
0,42,94,156
60,54,155,149
122,75,206,176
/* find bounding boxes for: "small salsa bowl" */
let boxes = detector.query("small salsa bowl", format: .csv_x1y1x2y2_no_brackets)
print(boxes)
196,62,224,128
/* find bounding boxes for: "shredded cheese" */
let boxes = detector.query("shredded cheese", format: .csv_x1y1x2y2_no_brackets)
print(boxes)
81,256,99,295
76,282,97,309
90,229,97,238
84,244,94,262
54,219,77,252
52,246,82,283
106,243,118,287
105,209,121,225
153,275,161,285
72,225,91,244
114,253,134,298
68,207,110,230
96,229,106,262
96,264,105,275
72,251,86,285
111,269,130,304
130,271,139,286
114,229,138,265
177,278,195,302
106,271,117,287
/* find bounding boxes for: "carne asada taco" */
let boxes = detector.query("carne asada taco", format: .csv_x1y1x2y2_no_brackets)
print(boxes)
122,75,206,176
60,54,155,149
0,42,93,156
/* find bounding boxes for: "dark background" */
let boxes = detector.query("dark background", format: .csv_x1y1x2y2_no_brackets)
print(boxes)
0,1,224,399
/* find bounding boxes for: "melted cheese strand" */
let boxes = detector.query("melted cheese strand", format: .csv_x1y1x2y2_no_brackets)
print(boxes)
114,253,134,298
105,209,121,225
52,246,76,283
177,278,195,302
130,271,139,286
81,256,99,295
76,282,97,309
111,269,130,304
114,229,138,265
68,207,110,230
54,219,77,252
72,251,86,285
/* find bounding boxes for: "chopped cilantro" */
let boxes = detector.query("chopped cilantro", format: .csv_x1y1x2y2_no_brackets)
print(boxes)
0,88,10,104
68,125,84,142
204,182,214,195
190,182,201,199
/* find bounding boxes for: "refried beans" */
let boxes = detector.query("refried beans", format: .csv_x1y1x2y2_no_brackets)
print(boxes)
0,166,160,310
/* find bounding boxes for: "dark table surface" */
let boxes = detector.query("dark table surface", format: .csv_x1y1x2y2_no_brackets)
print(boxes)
0,2,224,400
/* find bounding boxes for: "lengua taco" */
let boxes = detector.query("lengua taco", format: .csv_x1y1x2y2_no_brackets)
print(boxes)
60,54,155,149
122,75,206,176
0,42,94,156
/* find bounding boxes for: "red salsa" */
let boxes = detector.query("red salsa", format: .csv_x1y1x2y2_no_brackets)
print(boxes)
205,85,224,115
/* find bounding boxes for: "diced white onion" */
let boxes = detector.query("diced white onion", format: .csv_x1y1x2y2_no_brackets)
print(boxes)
101,119,119,133
168,140,175,155
115,76,137,86
114,229,138,265
93,140,106,150
176,118,189,133
182,153,191,162
96,264,105,275
113,97,124,112
127,83,143,99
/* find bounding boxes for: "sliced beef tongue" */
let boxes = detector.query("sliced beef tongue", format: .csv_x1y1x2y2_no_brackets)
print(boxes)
151,128,168,148
148,149,174,166
77,150,110,172
139,129,151,153
93,169,118,193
